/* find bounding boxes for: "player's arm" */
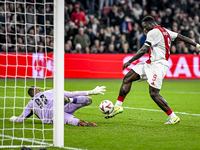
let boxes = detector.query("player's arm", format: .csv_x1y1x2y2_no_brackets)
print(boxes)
9,101,33,123
175,34,200,50
122,44,150,70
64,86,106,98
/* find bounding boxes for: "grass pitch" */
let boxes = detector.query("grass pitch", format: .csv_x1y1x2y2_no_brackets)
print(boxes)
0,79,200,150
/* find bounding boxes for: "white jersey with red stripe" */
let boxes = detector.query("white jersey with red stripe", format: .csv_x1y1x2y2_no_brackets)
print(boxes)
144,25,178,66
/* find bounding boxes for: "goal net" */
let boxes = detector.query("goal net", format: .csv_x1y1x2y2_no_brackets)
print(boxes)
0,0,64,148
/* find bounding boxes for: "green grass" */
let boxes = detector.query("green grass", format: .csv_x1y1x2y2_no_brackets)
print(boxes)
0,79,200,150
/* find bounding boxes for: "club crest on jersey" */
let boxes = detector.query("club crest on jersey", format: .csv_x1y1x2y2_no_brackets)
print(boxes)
163,32,168,35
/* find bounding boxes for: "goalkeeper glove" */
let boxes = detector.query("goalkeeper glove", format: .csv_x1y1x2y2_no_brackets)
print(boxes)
196,44,200,51
87,86,106,95
9,116,18,122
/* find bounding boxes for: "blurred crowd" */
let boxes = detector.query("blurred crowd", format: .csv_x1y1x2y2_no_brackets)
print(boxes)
0,0,200,54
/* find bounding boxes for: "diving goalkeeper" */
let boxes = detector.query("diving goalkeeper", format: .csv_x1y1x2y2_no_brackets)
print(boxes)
9,86,106,127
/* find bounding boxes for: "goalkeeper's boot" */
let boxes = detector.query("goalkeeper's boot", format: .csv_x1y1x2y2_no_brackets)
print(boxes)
78,120,97,127
105,106,123,119
164,116,180,124
64,96,71,105
87,122,97,127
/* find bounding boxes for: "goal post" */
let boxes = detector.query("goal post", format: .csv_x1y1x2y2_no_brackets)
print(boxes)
53,0,64,147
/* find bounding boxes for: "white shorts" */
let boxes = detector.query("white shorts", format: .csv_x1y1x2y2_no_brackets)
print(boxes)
131,61,169,89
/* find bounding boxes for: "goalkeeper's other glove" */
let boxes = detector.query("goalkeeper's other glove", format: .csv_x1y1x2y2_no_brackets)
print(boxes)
9,116,18,122
87,86,106,95
196,44,200,51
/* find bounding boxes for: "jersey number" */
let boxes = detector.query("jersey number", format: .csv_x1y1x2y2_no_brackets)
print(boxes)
152,74,157,81
35,94,48,109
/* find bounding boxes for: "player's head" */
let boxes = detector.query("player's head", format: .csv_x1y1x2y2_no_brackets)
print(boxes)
142,16,157,34
28,86,41,97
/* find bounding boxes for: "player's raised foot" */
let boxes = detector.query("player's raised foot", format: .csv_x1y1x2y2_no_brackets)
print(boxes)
105,106,123,119
164,116,180,124
78,120,97,127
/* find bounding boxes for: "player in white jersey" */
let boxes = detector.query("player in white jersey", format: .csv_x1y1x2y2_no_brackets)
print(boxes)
105,16,200,124
9,86,106,127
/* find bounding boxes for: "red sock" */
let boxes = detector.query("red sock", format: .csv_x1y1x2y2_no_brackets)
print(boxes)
166,108,172,115
117,96,125,102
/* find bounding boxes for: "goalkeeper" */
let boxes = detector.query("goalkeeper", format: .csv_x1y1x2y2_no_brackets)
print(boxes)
9,86,106,127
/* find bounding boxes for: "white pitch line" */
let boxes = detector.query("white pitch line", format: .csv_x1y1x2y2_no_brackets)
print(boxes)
86,106,200,116
0,134,86,150
106,91,200,94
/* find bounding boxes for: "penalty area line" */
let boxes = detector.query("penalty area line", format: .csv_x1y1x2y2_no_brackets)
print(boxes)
0,134,86,150
86,106,200,116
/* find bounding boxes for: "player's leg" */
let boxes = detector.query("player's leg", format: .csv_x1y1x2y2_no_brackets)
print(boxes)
146,63,180,124
116,69,140,106
149,86,180,124
64,112,97,127
64,96,92,114
105,69,140,119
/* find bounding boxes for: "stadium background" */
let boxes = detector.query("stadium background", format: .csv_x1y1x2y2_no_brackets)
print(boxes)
1,0,200,80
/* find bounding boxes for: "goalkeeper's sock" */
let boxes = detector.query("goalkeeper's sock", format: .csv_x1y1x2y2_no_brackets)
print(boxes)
72,96,89,104
115,96,125,107
66,117,80,126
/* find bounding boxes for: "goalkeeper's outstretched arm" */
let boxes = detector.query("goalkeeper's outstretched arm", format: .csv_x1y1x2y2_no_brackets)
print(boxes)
9,101,33,122
64,86,106,97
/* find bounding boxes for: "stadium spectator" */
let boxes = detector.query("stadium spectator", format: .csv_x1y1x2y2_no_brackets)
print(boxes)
66,40,74,51
91,18,101,36
87,0,95,15
72,43,84,53
67,0,85,12
66,4,74,20
161,8,173,28
66,22,78,42
26,5,34,24
104,27,112,42
106,44,117,53
27,28,35,52
108,5,119,26
37,42,44,53
0,44,7,52
12,7,24,24
90,39,100,53
98,0,109,18
188,30,200,54
73,27,91,53
71,4,86,26
113,25,121,41
37,8,45,25
131,3,143,21
106,34,120,52
15,37,25,52
0,28,6,47
97,28,106,45
119,42,132,53
85,26,95,47
119,34,128,47
116,9,125,26
98,45,106,53
64,43,73,53
121,3,130,17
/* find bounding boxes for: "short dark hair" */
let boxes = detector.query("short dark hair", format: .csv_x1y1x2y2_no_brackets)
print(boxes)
142,16,155,24
28,86,36,97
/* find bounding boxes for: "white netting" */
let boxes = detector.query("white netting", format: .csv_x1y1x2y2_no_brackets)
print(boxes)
0,0,54,148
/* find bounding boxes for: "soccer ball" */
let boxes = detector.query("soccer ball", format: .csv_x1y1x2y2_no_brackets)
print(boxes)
99,100,114,114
